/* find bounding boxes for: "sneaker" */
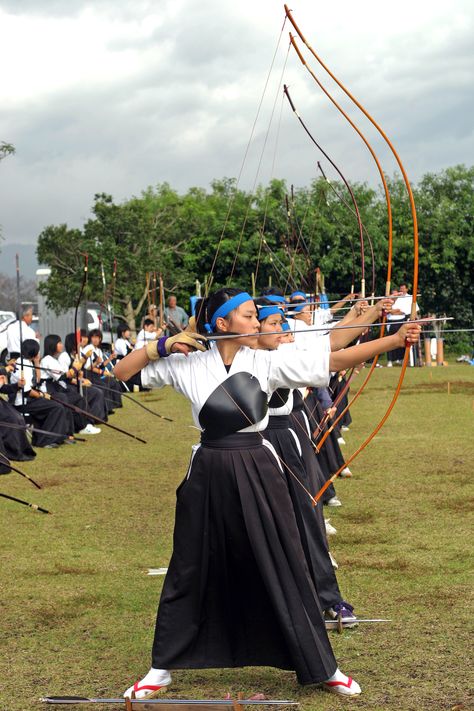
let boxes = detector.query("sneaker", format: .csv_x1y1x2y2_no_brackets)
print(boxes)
44,443,60,449
325,519,337,536
341,426,350,432
325,601,359,628
79,424,101,435
339,467,352,478
326,496,342,507
323,669,361,696
387,360,393,367
329,551,338,569
337,437,346,445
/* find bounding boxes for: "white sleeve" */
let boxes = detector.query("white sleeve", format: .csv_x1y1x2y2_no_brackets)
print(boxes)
266,340,330,391
40,356,62,381
141,354,184,390
114,339,127,357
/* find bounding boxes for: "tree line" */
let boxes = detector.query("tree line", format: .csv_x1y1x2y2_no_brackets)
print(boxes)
27,163,474,348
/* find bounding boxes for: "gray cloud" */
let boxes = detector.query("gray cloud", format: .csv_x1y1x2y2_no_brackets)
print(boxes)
0,0,473,259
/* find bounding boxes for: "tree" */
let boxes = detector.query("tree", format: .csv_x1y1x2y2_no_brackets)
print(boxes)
0,142,15,162
0,273,36,312
36,167,474,347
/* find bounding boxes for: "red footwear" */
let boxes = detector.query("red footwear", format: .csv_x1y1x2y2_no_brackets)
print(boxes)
323,676,361,696
130,681,170,700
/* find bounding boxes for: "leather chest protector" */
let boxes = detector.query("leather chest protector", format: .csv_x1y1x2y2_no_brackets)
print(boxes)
199,371,268,438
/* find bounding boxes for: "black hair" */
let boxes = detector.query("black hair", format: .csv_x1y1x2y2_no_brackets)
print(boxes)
64,333,76,356
260,286,284,297
143,318,155,328
21,339,40,359
43,334,61,358
195,287,245,335
254,296,275,308
117,323,130,338
88,329,103,342
254,296,283,324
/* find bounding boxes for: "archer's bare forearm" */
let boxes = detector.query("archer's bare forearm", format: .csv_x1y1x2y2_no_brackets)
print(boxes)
329,334,398,371
329,304,380,350
114,349,149,380
329,294,353,314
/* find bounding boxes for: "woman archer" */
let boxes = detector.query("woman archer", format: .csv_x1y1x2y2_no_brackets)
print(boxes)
115,287,420,700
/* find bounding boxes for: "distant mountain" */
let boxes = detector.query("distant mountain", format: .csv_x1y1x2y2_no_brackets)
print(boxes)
0,242,40,279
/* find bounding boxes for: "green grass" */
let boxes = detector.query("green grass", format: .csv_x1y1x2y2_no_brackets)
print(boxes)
1,364,473,711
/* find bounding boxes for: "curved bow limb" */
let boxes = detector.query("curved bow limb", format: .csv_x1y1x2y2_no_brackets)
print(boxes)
284,6,419,492
0,451,42,489
284,6,418,309
283,84,366,296
0,492,51,514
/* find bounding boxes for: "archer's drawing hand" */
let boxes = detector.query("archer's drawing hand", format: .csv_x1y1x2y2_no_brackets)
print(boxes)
396,322,421,347
168,332,207,356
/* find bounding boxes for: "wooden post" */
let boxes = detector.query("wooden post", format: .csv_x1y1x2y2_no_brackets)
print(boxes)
436,338,444,366
251,272,256,298
424,337,432,366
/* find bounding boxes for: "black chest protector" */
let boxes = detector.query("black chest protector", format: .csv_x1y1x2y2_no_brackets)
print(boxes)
292,388,304,412
199,371,268,439
268,387,291,409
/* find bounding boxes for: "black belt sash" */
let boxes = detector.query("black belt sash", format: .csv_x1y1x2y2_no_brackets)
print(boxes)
200,432,262,449
267,415,291,430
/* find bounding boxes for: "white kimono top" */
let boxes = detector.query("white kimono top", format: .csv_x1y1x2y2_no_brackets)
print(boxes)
40,355,67,389
142,343,329,434
10,359,35,406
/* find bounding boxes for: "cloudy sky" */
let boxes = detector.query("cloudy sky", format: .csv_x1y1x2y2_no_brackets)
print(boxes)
0,0,473,265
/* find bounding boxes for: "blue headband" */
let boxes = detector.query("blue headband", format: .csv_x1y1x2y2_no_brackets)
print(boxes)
281,320,291,332
290,291,306,299
257,305,284,322
290,302,309,313
265,294,286,304
205,291,253,332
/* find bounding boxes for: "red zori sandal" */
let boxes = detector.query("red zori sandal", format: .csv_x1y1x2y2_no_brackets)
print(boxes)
130,681,170,700
323,676,362,696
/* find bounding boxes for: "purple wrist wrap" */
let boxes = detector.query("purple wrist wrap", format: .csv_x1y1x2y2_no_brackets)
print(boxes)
157,336,169,358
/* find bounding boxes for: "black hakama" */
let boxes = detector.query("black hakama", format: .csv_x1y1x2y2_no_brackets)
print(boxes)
329,373,352,429
15,397,69,447
43,381,86,433
299,392,338,503
264,415,343,611
82,384,108,421
88,372,122,413
0,399,36,462
151,432,337,685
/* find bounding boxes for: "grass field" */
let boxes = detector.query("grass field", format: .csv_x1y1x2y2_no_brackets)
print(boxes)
1,364,473,711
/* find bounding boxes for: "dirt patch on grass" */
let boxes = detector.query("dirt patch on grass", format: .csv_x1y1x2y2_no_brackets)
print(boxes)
345,556,413,571
40,477,64,488
52,564,98,575
445,497,474,512
341,510,376,524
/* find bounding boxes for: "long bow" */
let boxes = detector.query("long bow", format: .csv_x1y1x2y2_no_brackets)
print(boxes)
282,5,419,501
